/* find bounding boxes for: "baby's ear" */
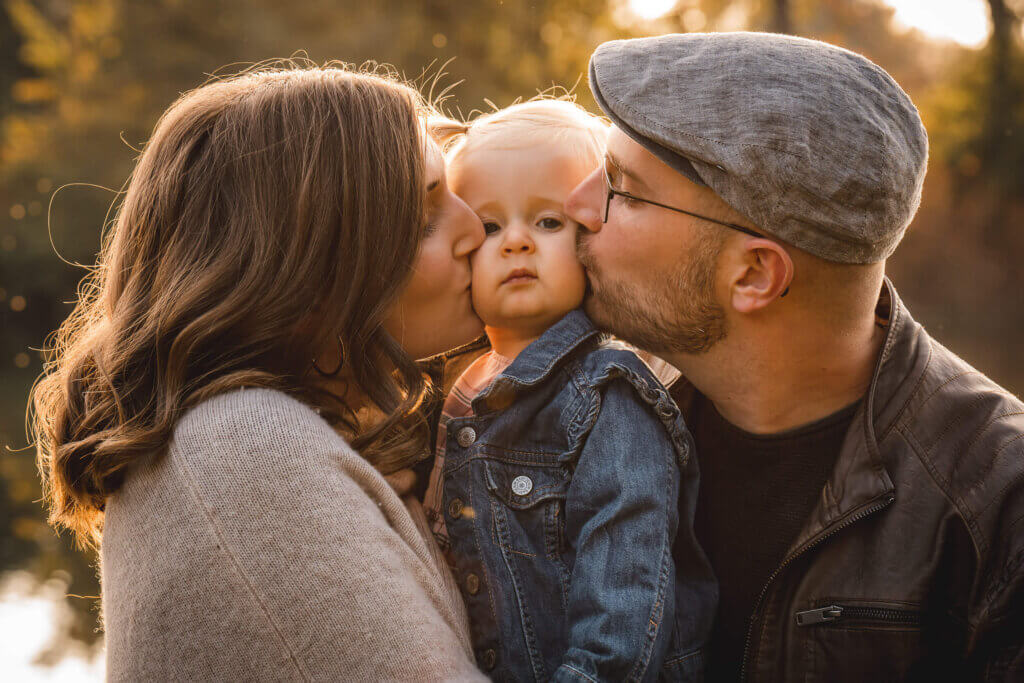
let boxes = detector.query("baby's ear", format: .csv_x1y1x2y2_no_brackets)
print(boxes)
426,116,468,152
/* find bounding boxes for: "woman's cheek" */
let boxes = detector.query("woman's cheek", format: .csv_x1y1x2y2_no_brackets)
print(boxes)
402,239,435,294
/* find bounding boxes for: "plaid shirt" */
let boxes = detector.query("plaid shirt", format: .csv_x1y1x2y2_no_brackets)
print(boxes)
423,350,512,553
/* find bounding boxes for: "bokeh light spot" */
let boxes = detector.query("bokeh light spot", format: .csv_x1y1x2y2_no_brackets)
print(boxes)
629,0,676,21
683,8,706,32
884,0,989,47
541,22,563,45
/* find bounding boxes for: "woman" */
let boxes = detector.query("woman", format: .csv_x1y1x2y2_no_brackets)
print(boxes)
32,64,487,680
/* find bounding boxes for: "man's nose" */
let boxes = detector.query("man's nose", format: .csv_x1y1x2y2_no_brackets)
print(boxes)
566,167,604,233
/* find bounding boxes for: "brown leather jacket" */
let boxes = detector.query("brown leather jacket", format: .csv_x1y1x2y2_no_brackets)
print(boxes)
668,280,1024,681
421,280,1024,681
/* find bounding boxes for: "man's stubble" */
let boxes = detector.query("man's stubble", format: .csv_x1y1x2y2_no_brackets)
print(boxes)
577,229,727,355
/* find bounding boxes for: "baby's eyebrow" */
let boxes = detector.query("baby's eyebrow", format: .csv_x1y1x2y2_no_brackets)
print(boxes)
525,196,570,214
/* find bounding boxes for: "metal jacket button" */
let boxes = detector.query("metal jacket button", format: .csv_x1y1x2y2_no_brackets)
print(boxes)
511,475,533,496
465,573,480,595
456,426,477,448
447,498,463,519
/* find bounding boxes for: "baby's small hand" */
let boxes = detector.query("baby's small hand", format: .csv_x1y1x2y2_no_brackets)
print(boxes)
384,468,418,497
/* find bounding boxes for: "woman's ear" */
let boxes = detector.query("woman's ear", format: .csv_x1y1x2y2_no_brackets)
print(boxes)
729,238,794,313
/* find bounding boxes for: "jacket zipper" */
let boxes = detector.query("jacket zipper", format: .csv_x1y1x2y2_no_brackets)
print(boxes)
794,604,920,627
739,492,895,681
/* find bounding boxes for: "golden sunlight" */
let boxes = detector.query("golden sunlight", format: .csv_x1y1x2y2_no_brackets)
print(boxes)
628,0,677,21
883,0,990,47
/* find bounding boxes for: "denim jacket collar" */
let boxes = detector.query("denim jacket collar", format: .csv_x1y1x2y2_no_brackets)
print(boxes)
473,309,601,413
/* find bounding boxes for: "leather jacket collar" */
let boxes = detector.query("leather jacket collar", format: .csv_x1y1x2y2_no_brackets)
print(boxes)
672,278,927,554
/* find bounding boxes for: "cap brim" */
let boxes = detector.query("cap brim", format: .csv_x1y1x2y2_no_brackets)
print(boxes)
589,58,708,187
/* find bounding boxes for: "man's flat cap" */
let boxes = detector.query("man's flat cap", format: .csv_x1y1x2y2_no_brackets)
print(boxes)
590,32,929,264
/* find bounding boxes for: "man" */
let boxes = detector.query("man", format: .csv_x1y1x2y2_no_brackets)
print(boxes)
566,33,1024,681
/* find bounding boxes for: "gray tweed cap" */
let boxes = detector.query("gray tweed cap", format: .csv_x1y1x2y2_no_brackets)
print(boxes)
589,32,929,264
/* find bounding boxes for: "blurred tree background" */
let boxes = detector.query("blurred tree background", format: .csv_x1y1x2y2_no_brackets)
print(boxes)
1,0,1021,668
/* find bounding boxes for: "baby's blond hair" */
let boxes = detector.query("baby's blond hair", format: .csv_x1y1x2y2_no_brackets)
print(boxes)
430,99,608,170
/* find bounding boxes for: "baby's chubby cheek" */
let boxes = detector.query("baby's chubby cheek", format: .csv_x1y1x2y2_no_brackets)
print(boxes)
561,265,588,312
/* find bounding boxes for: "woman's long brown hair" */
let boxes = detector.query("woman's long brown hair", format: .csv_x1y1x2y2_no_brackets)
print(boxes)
32,62,435,548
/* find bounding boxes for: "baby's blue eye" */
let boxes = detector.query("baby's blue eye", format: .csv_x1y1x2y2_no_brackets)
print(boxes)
483,221,502,235
537,217,563,230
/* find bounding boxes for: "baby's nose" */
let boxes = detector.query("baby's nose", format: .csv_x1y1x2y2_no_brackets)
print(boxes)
502,225,535,253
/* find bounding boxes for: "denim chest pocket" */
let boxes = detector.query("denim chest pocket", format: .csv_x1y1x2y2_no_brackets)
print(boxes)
483,459,570,562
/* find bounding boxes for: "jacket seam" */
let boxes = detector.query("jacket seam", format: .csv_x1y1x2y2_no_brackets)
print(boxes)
470,482,503,660
923,393,1012,455
171,450,311,682
567,377,677,682
959,411,1024,457
973,443,1024,519
589,363,689,465
897,423,988,558
493,500,547,680
560,663,600,682
976,544,1024,632
478,452,563,465
876,339,933,443
632,533,674,681
915,371,981,413
664,646,702,665
511,330,599,388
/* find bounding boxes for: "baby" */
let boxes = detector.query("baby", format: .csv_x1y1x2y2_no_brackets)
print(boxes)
423,101,716,682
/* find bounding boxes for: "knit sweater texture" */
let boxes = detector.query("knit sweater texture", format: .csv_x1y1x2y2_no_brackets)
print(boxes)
101,387,484,681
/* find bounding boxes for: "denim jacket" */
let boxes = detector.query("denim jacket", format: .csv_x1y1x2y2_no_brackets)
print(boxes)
437,309,717,682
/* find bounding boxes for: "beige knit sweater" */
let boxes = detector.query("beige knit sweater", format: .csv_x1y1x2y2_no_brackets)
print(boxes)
101,387,485,681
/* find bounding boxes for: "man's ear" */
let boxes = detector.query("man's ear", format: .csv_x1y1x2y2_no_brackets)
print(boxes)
729,238,794,313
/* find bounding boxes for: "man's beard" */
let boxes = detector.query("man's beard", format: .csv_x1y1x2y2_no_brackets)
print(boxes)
577,231,727,355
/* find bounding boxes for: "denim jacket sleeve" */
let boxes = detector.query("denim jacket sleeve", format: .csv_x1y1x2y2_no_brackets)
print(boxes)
553,377,680,683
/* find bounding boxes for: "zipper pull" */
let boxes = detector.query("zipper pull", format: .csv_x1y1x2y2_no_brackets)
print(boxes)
795,605,844,626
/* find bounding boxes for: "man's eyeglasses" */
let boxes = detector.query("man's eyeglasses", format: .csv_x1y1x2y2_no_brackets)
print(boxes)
602,164,789,296
603,165,763,239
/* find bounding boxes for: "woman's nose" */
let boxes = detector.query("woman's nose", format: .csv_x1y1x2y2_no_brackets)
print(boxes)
565,167,604,233
451,192,485,258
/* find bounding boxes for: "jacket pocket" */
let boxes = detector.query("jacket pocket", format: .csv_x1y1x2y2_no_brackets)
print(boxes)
484,459,572,680
483,458,569,560
796,601,926,681
659,646,704,682
795,602,921,628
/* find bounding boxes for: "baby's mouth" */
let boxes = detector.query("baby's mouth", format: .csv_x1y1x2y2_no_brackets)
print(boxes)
501,268,537,285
